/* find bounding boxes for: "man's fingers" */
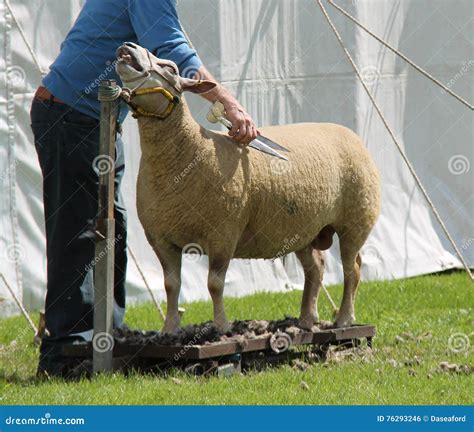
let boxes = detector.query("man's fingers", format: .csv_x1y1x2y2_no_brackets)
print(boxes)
228,122,240,137
232,121,258,145
242,118,258,144
242,121,258,144
227,111,245,139
233,122,248,143
224,105,258,144
249,125,258,142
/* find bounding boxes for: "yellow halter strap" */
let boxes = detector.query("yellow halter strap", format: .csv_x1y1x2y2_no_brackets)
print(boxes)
127,86,180,120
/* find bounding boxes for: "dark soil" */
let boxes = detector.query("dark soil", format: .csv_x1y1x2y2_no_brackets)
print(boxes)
113,317,326,347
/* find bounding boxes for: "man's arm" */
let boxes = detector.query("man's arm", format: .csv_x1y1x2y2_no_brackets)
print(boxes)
129,0,258,144
195,65,258,144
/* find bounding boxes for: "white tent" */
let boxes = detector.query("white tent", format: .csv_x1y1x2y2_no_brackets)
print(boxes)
1,0,472,318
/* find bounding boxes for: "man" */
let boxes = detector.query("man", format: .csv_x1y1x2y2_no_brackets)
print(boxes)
31,0,258,377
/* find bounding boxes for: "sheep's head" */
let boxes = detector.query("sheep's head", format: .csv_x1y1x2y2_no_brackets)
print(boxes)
116,42,216,117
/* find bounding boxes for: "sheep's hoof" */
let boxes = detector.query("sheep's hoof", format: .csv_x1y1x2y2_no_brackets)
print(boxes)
162,319,180,335
215,321,232,334
334,312,355,329
298,316,318,330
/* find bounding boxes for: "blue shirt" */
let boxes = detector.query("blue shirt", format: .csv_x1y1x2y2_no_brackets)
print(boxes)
43,0,202,123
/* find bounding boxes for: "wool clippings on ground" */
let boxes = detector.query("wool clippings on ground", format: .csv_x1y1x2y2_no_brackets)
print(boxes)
113,317,329,347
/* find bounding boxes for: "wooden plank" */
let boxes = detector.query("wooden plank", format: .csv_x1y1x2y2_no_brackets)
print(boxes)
194,336,270,359
64,325,376,361
333,325,376,341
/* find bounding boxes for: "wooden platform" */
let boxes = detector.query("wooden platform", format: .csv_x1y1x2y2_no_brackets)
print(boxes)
62,325,375,375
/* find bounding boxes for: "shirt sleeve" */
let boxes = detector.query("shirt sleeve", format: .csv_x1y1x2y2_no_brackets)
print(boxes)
128,0,202,77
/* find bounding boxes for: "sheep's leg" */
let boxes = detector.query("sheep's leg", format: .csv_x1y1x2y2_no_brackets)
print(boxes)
208,256,232,333
296,246,325,329
155,244,182,334
335,241,362,328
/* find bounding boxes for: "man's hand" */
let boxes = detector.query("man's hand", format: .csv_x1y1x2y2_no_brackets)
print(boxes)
223,102,258,145
195,65,259,145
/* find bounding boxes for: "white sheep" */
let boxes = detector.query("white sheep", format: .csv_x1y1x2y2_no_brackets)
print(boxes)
116,43,381,334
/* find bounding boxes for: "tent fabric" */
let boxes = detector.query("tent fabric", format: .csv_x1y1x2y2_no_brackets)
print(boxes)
1,0,472,318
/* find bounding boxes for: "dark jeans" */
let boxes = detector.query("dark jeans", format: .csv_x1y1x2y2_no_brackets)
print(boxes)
30,98,127,342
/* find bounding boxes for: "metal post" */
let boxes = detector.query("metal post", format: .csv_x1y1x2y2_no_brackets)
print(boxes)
93,80,119,373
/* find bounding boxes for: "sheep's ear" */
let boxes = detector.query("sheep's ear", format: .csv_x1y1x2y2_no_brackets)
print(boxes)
180,77,216,94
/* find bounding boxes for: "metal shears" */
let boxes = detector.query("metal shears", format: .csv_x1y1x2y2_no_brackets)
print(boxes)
207,102,290,161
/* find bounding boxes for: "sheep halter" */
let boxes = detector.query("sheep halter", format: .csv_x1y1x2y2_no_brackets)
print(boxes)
126,87,180,120
122,49,181,120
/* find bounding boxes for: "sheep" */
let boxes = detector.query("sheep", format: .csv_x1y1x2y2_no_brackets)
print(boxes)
116,43,381,334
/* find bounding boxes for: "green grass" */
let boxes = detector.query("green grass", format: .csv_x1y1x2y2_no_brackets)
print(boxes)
0,272,472,405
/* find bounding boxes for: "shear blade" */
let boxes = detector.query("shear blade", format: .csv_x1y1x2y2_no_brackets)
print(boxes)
256,134,290,153
250,139,289,161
